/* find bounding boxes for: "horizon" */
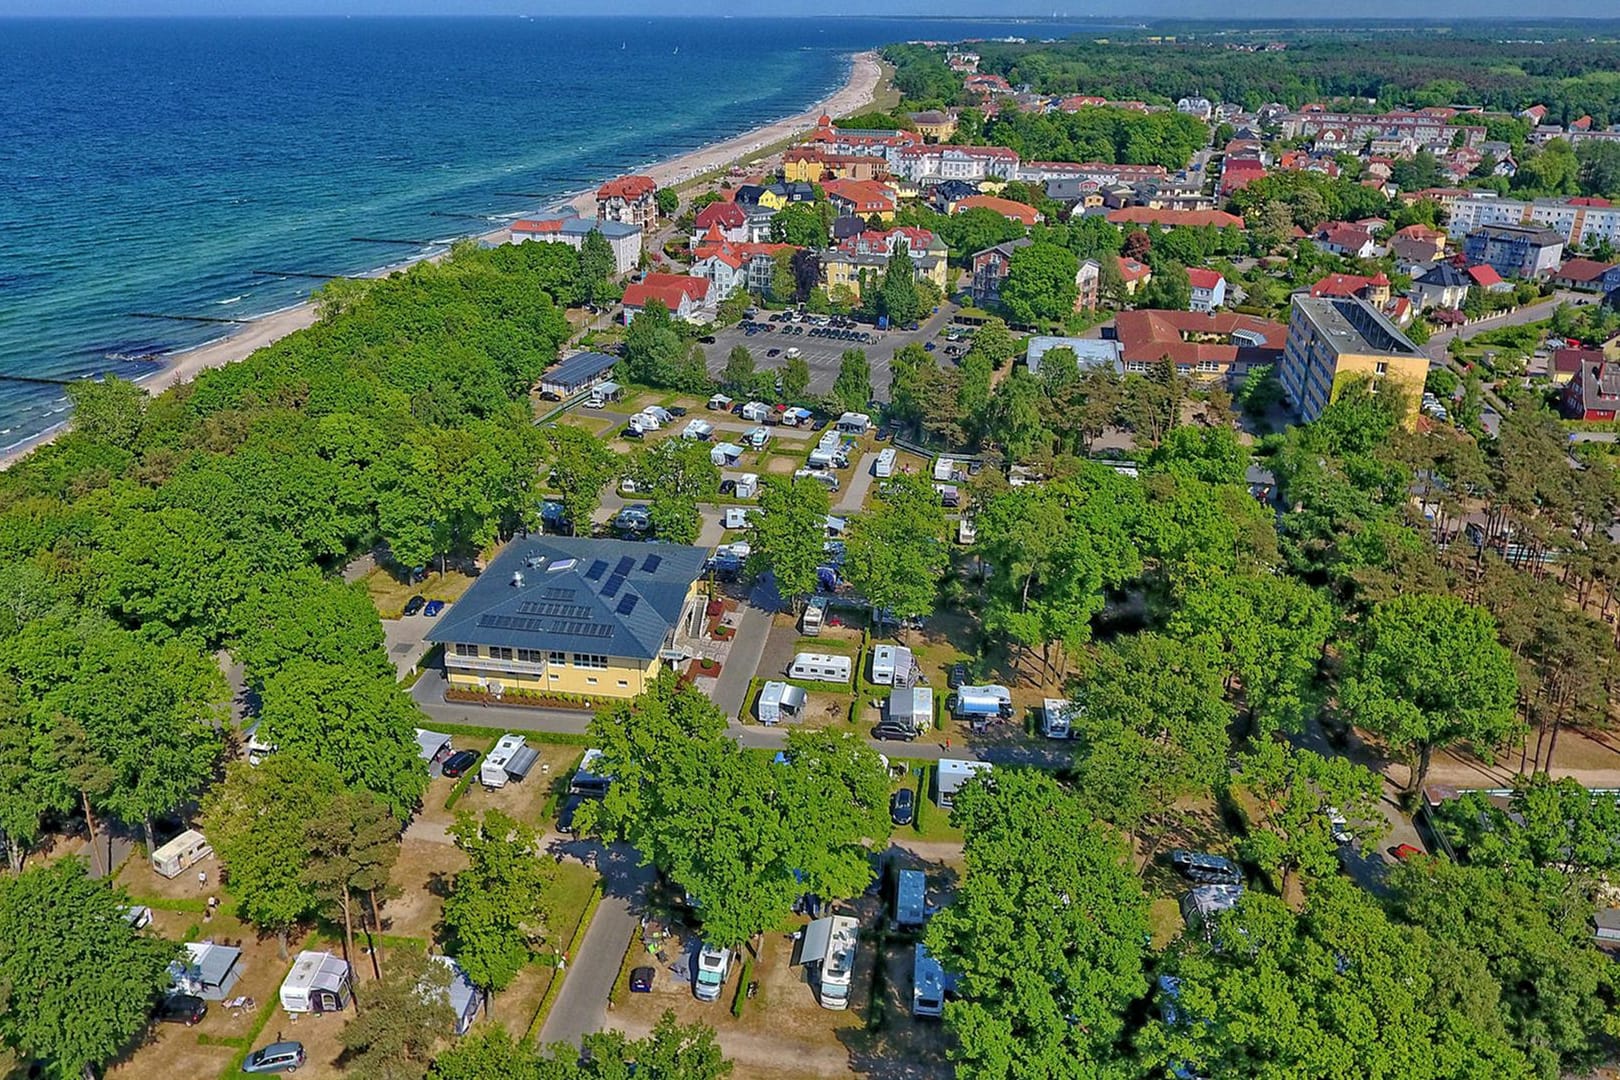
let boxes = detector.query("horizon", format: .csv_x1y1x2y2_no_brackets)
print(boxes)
5,7,1618,20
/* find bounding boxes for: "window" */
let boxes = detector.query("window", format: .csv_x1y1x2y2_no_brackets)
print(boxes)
586,677,599,686
618,680,629,688
572,654,609,669
1375,361,1388,376
516,649,545,664
549,651,567,664
454,643,477,658
491,647,514,661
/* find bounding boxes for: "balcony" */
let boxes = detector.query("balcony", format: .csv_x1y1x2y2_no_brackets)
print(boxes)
445,652,548,677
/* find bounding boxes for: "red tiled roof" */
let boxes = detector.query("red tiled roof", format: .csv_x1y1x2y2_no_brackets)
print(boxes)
511,218,566,234
1114,309,1287,368
821,179,896,213
1186,268,1224,290
1310,272,1387,298
1569,197,1613,208
622,273,708,311
1466,265,1504,287
1555,347,1600,375
952,195,1041,225
1395,223,1444,240
1556,258,1618,282
1107,207,1245,230
694,202,747,231
597,175,657,200
1318,224,1375,251
1117,256,1152,283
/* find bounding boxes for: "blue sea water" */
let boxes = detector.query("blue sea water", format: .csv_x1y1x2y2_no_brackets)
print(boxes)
0,15,1100,452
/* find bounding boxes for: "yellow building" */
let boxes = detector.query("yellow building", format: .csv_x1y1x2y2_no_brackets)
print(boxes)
427,538,706,701
823,246,947,301
1280,296,1427,428
908,110,958,142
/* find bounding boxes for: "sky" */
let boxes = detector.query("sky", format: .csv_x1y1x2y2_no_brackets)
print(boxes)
2,1,1611,17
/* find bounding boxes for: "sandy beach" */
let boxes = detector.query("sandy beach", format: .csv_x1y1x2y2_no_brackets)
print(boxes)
0,51,882,471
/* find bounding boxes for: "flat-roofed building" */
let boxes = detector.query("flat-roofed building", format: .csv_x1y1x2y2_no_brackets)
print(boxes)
1280,296,1426,426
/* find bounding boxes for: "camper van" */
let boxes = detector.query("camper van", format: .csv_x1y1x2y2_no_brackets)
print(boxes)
912,943,954,1018
799,914,860,1010
894,868,927,930
1042,698,1075,739
152,830,213,879
481,733,539,789
800,595,829,636
816,429,841,454
789,652,852,684
744,427,769,450
569,748,612,798
723,507,755,530
757,681,808,725
794,469,839,492
874,448,896,478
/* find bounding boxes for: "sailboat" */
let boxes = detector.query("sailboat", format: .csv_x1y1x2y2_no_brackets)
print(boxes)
673,46,679,55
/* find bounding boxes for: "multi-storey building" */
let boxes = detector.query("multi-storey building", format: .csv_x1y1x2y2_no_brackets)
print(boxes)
1279,296,1427,426
595,175,659,229
1461,224,1565,280
1445,195,1620,250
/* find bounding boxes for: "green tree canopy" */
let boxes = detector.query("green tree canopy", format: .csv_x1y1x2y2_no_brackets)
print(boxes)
999,241,1079,324
444,809,556,996
746,475,831,610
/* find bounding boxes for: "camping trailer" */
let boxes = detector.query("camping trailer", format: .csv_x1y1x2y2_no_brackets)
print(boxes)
586,381,622,408
707,393,734,411
710,442,744,467
936,758,993,809
874,448,896,478
433,957,484,1036
734,472,760,498
912,943,954,1018
151,830,213,879
481,733,539,789
171,942,244,1001
280,950,353,1014
682,418,715,441
800,595,829,636
757,681,809,725
870,645,914,686
724,507,754,530
744,427,769,450
797,914,860,1010
789,653,852,684
894,869,927,930
836,411,871,433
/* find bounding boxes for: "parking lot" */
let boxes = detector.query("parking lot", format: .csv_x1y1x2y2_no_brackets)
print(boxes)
700,304,960,404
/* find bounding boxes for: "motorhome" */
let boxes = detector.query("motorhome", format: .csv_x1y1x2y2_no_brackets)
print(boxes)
936,758,993,809
801,595,829,636
816,429,841,454
874,447,896,478
723,507,754,530
681,418,715,441
733,472,760,498
757,681,809,725
152,830,213,879
481,733,539,789
569,748,612,798
951,685,1013,726
894,868,927,930
694,944,730,1002
741,401,771,423
799,914,860,1010
912,943,953,1018
744,427,769,450
789,652,852,683
1041,698,1075,739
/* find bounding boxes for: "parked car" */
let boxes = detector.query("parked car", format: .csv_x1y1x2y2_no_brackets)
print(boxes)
157,994,207,1027
718,480,737,495
947,663,968,689
423,599,445,617
557,795,582,834
402,595,426,617
767,348,781,357
1168,849,1242,885
1390,843,1424,861
242,1041,306,1074
668,406,688,417
890,788,916,826
622,425,644,439
630,966,655,993
874,722,916,742
441,749,479,779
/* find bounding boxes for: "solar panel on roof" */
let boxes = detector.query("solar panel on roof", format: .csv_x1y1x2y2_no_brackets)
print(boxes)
585,560,608,581
479,614,546,633
616,594,640,616
602,574,626,599
614,556,635,576
641,554,662,573
518,601,592,620
541,587,576,601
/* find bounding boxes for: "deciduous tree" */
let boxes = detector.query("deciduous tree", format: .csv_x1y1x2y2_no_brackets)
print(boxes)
443,810,555,1000
843,472,947,630
1235,740,1386,893
338,949,455,1080
746,475,830,611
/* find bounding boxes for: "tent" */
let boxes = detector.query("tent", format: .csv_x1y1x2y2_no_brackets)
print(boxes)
415,729,452,767
432,957,484,1036
171,942,244,1001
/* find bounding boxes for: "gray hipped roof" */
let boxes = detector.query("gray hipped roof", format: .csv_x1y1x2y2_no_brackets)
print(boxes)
1417,262,1470,287
427,537,706,660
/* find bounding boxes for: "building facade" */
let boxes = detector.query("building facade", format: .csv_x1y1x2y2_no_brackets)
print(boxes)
1462,224,1565,280
1444,195,1620,249
1279,296,1427,426
510,215,642,275
596,175,659,229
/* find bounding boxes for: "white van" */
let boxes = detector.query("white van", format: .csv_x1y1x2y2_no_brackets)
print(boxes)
789,652,852,683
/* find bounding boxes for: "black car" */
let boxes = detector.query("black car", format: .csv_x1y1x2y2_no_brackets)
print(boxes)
718,479,737,495
948,663,968,689
890,788,916,827
557,795,583,834
157,994,207,1027
622,425,644,439
441,749,479,779
874,722,916,742
1168,849,1243,885
668,405,688,417
402,595,426,617
630,966,656,993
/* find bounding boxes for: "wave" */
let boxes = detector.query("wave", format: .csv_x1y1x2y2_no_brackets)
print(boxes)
217,294,245,305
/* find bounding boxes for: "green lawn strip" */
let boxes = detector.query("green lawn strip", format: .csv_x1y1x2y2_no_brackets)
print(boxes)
606,923,645,1008
730,954,754,1019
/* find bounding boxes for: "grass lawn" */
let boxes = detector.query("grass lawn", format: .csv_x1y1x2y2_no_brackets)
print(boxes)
544,859,600,944
364,565,480,619
891,763,964,843
1148,898,1184,950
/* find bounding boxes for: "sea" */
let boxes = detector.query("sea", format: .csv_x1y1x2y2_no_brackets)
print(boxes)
0,15,1105,454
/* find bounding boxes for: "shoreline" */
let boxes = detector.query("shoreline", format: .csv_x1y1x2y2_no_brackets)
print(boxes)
0,50,883,471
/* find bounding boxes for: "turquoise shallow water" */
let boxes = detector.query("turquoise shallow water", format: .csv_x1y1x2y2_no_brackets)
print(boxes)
0,16,1091,449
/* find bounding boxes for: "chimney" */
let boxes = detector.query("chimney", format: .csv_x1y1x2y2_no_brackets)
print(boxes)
511,572,524,588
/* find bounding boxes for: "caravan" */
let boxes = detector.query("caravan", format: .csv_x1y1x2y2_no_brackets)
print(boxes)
481,733,539,789
741,401,771,424
797,914,860,1010
789,652,852,684
1042,698,1076,739
743,427,770,450
874,447,896,478
950,684,1013,728
870,645,913,686
794,469,839,492
757,681,808,725
936,758,993,809
912,943,955,1018
681,418,715,441
800,595,829,636
836,411,871,434
894,868,927,930
586,381,622,408
733,472,760,498
877,686,931,741
152,830,213,879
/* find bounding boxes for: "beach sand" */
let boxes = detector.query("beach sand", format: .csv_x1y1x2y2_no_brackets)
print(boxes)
1,51,883,470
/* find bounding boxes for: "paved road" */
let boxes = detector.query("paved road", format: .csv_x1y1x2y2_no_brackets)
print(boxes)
709,578,779,721
538,840,657,1048
1420,292,1581,364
